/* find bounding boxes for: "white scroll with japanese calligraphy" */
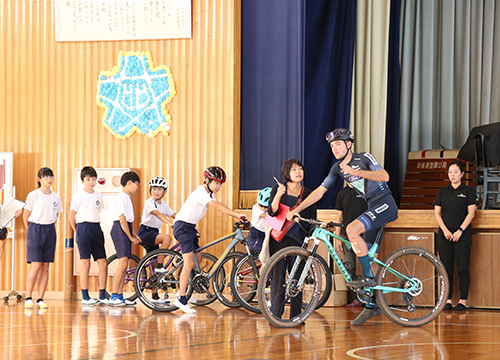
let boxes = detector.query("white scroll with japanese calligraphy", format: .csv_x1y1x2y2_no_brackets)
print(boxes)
55,0,191,42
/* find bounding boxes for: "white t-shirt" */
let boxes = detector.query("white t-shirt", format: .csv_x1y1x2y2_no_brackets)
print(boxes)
70,189,104,223
141,197,175,229
25,189,63,224
112,191,135,223
175,185,214,225
251,203,266,232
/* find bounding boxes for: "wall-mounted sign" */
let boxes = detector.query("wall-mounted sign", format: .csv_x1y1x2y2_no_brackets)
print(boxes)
55,0,192,42
96,51,177,139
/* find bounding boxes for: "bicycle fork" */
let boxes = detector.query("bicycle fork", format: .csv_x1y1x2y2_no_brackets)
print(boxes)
285,237,320,298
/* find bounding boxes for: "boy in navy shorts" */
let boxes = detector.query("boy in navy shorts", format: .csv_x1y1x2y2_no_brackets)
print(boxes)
173,166,247,314
138,176,176,302
109,171,141,306
69,166,108,306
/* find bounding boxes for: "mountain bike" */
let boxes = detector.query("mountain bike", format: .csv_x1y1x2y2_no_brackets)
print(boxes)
133,221,250,311
257,216,449,328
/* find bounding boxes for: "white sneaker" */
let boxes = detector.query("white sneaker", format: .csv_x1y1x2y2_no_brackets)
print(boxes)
36,300,49,309
124,299,136,306
176,290,198,305
98,298,109,305
25,299,34,308
154,267,168,274
174,298,196,314
109,298,125,307
151,298,170,304
82,298,100,306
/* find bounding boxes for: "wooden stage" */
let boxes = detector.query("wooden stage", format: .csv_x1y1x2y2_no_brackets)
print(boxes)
1,299,500,359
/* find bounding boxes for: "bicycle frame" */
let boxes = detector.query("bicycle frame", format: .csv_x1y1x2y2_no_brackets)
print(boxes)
157,226,247,293
306,226,420,295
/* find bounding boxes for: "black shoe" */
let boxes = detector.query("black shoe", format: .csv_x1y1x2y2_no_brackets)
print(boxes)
351,306,381,326
452,303,466,311
444,303,452,311
346,275,377,289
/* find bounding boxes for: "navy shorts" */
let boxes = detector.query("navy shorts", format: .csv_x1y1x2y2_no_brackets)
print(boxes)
357,193,398,248
110,221,133,259
247,226,265,251
76,222,106,261
173,221,199,254
138,225,160,253
26,223,57,263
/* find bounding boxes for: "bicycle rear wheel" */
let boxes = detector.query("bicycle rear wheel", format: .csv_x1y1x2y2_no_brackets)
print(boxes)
230,254,262,313
105,253,143,301
376,246,449,327
134,249,187,312
257,247,322,328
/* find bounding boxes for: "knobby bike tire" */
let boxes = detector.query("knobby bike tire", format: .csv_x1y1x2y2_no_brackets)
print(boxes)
133,249,187,312
375,246,449,327
230,254,262,313
257,246,322,328
212,252,246,308
312,254,332,310
105,253,143,301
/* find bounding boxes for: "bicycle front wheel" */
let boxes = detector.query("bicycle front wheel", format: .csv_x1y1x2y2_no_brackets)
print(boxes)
106,253,143,301
376,246,449,327
258,247,322,328
311,254,332,310
212,252,245,308
134,249,187,312
230,254,262,313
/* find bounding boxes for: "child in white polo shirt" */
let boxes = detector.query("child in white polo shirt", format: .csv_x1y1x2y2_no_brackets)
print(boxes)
69,166,108,306
23,167,63,310
173,166,247,314
109,171,141,306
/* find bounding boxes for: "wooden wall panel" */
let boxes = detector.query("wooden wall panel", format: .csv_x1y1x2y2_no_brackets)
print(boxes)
0,0,241,294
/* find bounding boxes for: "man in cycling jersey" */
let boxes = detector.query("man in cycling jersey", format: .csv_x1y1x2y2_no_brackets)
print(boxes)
287,128,398,325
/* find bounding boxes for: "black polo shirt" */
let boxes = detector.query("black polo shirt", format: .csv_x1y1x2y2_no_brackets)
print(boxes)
433,183,478,233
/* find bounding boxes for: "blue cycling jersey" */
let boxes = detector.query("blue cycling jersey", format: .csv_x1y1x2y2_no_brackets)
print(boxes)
321,152,391,201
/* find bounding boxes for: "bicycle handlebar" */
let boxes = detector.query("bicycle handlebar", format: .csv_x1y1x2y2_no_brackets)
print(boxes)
292,215,342,229
234,219,250,230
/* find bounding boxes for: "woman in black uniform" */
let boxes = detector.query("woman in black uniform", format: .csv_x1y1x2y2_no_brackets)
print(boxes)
434,160,477,311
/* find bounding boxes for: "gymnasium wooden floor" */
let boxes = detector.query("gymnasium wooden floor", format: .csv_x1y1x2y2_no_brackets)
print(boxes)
1,299,500,359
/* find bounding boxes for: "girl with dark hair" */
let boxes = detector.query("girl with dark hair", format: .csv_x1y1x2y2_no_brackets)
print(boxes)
23,167,63,310
434,160,477,311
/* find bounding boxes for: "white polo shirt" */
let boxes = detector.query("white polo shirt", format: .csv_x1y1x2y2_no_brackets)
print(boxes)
70,189,104,223
112,191,135,223
175,185,214,225
141,197,175,229
25,189,63,224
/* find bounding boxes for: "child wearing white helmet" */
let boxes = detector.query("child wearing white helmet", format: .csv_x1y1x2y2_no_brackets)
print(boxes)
138,176,176,285
247,187,272,252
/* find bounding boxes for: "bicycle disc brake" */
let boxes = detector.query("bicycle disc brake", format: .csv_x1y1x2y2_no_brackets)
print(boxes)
285,279,301,298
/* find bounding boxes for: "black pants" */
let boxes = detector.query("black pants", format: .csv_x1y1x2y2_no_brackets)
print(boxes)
269,236,303,318
436,232,472,300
